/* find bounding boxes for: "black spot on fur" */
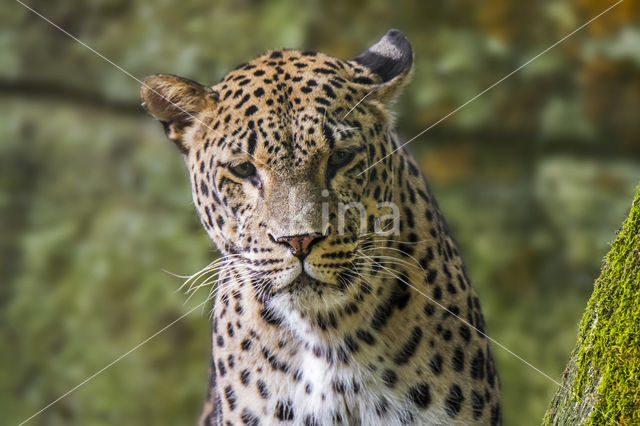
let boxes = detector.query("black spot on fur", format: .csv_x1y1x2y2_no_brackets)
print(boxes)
445,385,464,418
381,369,397,388
433,286,442,300
322,124,335,148
424,303,435,316
491,403,501,425
241,408,260,426
240,369,251,385
375,397,388,416
245,105,258,116
371,301,394,331
224,385,237,411
257,379,270,399
304,414,320,426
459,325,471,343
247,131,257,155
471,349,485,380
241,338,253,351
429,353,443,375
275,399,294,421
344,334,359,353
356,328,376,345
393,327,423,365
471,390,485,420
408,382,432,409
217,359,226,377
452,347,465,372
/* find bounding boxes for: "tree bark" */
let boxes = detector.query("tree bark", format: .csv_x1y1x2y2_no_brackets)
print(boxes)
543,187,640,425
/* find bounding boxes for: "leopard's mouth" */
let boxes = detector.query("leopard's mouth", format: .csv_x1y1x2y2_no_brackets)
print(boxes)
275,268,359,299
279,271,327,293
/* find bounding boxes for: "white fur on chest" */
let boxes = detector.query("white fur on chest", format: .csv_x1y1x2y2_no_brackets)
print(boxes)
273,349,448,425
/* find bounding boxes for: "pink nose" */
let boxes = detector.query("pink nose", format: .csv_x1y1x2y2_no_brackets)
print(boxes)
274,233,325,260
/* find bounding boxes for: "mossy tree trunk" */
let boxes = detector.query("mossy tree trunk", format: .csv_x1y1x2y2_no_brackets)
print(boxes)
543,188,640,425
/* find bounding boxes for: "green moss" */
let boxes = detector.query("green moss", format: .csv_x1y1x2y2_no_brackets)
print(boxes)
544,187,640,425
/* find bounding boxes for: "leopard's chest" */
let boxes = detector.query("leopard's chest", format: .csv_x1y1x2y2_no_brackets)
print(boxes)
216,336,454,426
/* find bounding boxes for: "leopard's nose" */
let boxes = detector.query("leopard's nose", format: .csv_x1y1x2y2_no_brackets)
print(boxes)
270,233,325,260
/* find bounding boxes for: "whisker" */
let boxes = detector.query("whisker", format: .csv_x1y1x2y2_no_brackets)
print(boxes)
356,250,424,273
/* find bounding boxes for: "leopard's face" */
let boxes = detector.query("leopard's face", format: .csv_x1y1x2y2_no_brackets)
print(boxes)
142,31,412,312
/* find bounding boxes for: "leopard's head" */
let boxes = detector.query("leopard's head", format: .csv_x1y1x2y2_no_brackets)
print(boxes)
141,30,413,312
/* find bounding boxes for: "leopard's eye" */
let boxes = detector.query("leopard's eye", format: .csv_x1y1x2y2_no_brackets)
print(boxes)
328,149,355,170
229,162,257,179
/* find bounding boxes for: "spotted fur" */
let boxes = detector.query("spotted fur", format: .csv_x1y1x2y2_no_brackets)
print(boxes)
142,29,501,425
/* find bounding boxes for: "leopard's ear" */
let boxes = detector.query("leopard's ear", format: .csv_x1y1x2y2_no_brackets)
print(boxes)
140,74,218,153
351,29,413,103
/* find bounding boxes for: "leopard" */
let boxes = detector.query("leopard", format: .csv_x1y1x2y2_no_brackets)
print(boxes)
141,29,501,426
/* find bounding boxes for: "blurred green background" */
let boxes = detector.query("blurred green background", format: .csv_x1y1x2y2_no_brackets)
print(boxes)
2,1,640,425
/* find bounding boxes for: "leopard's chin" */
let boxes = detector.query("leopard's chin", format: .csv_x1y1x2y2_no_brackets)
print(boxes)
269,271,352,323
